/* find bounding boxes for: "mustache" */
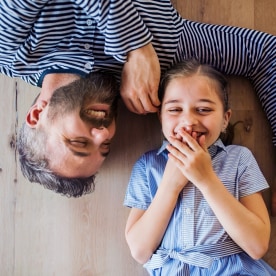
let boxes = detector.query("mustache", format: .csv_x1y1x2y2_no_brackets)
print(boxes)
80,111,114,128
80,94,118,129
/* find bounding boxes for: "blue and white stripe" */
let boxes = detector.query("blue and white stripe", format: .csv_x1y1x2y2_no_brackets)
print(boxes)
0,0,275,145
174,20,276,146
124,139,273,275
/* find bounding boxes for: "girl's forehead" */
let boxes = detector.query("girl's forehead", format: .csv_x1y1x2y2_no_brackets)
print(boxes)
162,76,225,106
170,74,216,84
165,75,219,95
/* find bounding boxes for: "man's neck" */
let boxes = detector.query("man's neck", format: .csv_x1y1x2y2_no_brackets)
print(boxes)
38,73,81,102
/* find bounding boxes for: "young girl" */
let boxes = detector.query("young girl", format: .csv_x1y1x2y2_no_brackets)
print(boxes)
124,60,275,275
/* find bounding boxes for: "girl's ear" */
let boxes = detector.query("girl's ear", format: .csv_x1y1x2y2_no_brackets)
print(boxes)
26,100,48,128
222,109,232,131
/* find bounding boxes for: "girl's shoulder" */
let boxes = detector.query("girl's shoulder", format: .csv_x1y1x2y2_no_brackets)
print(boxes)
225,144,252,153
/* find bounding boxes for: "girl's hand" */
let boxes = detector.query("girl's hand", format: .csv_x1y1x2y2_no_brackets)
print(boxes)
162,157,189,194
167,130,216,191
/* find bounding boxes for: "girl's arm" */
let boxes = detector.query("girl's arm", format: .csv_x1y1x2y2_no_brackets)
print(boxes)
125,158,188,264
168,132,270,259
202,182,270,259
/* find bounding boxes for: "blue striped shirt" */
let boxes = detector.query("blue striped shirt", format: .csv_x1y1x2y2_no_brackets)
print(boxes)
0,0,182,85
0,0,275,145
124,139,275,275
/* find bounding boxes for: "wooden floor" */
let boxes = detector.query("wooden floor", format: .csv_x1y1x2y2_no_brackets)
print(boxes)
265,216,276,269
1,1,276,275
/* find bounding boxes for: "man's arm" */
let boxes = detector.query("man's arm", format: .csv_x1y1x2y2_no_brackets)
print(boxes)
0,1,48,51
78,0,161,114
0,0,49,78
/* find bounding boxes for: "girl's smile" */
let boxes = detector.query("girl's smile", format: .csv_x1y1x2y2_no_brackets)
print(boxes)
160,75,231,148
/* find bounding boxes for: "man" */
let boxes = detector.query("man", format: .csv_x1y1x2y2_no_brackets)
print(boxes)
1,0,275,197
17,72,119,197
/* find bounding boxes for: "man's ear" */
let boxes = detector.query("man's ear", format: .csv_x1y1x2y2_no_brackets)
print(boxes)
26,100,48,128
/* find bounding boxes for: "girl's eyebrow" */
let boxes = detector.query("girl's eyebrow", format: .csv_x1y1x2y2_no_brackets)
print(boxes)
163,99,181,105
197,98,217,104
163,98,216,105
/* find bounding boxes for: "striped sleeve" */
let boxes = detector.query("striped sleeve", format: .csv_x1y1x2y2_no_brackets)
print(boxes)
0,1,48,57
236,146,269,197
124,150,163,210
76,0,153,62
124,154,152,210
0,1,96,85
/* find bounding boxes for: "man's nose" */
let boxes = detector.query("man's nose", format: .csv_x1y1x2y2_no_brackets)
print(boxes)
90,127,110,144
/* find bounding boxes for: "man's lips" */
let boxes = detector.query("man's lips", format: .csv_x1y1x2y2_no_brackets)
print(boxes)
84,109,106,118
84,103,111,119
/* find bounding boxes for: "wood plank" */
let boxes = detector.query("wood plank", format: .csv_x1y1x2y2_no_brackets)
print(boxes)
174,0,254,28
0,75,17,275
0,1,275,275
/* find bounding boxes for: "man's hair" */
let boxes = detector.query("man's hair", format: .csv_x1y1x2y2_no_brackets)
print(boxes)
17,72,118,197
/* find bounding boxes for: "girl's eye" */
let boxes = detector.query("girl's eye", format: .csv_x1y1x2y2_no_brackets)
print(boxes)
168,108,182,113
197,108,212,113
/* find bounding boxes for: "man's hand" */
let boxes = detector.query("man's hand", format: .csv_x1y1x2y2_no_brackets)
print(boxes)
120,43,161,114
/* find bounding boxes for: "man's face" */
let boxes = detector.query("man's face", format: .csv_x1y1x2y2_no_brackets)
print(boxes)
38,74,118,178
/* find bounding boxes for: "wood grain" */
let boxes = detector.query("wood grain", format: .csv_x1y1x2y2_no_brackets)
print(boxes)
0,1,275,275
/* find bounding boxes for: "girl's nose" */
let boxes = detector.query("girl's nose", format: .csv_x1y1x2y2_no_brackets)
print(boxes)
175,125,193,135
176,114,198,134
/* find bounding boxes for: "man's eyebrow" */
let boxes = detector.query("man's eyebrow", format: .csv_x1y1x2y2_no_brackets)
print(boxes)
68,145,110,158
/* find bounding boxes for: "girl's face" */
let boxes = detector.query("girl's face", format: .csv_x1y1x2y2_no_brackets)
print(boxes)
160,75,232,148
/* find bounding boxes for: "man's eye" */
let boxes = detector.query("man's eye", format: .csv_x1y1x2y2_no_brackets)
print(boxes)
69,140,87,147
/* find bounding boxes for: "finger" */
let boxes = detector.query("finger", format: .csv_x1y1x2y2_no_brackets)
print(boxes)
191,131,198,141
175,132,182,141
120,84,146,114
131,85,159,113
140,94,159,113
198,135,208,151
167,146,185,168
122,94,145,114
121,85,159,114
129,99,146,114
176,128,192,140
167,152,186,172
183,134,202,152
172,132,199,152
167,141,189,161
148,87,161,109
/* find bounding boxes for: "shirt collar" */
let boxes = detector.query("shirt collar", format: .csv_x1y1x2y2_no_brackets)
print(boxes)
157,140,170,155
157,138,226,158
